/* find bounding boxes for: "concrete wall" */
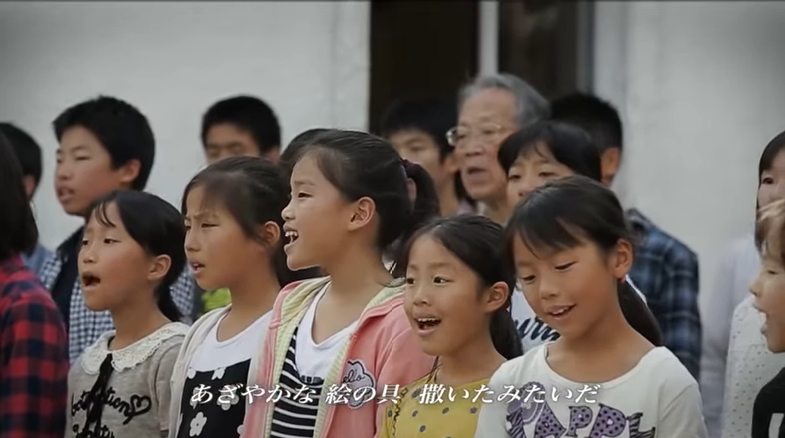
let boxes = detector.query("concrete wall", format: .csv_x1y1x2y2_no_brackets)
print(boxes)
0,1,370,249
593,1,785,311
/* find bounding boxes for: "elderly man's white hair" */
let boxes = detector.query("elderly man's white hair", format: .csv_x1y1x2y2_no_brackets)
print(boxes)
458,73,550,128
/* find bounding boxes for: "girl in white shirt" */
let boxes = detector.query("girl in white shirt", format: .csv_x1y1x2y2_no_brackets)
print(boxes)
498,121,647,352
168,157,293,438
475,176,706,438
713,130,785,438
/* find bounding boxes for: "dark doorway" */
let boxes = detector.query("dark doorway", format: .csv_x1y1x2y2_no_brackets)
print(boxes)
369,0,478,134
498,0,592,99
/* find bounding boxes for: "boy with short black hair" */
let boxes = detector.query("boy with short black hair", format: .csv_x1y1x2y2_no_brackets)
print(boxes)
0,122,53,275
201,95,281,164
551,92,702,379
380,98,473,217
39,95,194,363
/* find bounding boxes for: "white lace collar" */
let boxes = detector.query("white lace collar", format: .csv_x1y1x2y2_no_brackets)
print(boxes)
81,322,189,374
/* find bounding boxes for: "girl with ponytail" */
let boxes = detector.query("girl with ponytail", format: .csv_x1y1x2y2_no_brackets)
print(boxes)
475,176,705,438
380,214,521,438
67,191,189,438
242,130,436,438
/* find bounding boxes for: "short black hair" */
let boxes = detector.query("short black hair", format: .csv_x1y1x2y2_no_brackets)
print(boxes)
379,98,456,159
279,128,329,176
201,95,281,155
550,92,623,152
0,122,42,188
0,132,39,259
53,96,155,190
498,121,602,182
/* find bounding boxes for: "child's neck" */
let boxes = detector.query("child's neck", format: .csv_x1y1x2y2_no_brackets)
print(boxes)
226,267,281,321
437,334,505,386
110,295,170,350
323,243,391,305
438,183,461,217
560,306,644,359
480,195,511,225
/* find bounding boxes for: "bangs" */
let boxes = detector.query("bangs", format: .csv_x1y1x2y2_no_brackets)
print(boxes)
507,210,586,259
182,172,241,216
87,195,119,229
505,177,629,259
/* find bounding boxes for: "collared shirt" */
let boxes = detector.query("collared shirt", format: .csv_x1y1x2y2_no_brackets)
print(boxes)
0,255,69,438
39,227,196,363
20,242,53,277
627,208,702,378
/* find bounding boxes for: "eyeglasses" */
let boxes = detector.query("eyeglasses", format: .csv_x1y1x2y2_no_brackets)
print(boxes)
446,123,509,148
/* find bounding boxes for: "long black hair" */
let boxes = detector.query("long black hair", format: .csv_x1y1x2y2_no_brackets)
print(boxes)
182,156,316,286
0,131,38,260
506,175,662,346
400,214,522,360
88,191,184,321
294,129,439,276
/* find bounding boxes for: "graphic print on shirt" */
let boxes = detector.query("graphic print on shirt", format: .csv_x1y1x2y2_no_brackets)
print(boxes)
505,382,655,438
340,359,376,409
511,291,560,350
71,388,152,437
270,327,323,438
752,368,785,438
175,360,250,438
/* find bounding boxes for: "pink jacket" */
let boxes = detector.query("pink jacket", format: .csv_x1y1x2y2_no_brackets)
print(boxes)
241,277,434,438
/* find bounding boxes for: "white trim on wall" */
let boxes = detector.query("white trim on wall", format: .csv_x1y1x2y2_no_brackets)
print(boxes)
478,0,499,75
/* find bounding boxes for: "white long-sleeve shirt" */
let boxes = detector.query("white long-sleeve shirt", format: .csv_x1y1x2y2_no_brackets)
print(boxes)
699,235,760,437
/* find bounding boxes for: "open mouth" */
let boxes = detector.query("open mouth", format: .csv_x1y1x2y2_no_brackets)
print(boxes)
56,187,75,201
191,262,205,275
284,230,299,246
546,305,575,320
465,166,486,176
415,317,442,331
81,272,101,289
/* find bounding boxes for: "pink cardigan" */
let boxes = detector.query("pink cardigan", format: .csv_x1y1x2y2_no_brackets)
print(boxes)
241,277,434,438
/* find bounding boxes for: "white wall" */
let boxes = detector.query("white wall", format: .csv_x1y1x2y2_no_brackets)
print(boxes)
0,1,370,249
594,1,785,311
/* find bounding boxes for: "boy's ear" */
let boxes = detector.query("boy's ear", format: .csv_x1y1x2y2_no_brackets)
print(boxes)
22,175,36,200
117,159,141,188
148,254,171,283
443,152,459,176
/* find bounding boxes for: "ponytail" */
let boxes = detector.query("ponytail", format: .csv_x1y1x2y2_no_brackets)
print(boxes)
156,283,183,322
391,160,440,277
618,280,662,346
490,307,523,359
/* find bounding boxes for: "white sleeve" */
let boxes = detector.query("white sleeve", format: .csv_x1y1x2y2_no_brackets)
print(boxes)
474,362,515,438
699,244,741,437
657,382,709,438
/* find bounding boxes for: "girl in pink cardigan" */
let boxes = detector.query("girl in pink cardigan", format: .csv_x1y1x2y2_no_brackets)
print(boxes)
242,130,437,438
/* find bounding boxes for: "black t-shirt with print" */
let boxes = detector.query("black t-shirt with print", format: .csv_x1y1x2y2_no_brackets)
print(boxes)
752,367,785,438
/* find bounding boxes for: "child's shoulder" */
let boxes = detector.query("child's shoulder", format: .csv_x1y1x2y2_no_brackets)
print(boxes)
494,344,546,376
147,322,189,360
639,347,698,388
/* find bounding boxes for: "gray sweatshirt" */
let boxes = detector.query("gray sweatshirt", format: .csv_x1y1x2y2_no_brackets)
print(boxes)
66,323,188,438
